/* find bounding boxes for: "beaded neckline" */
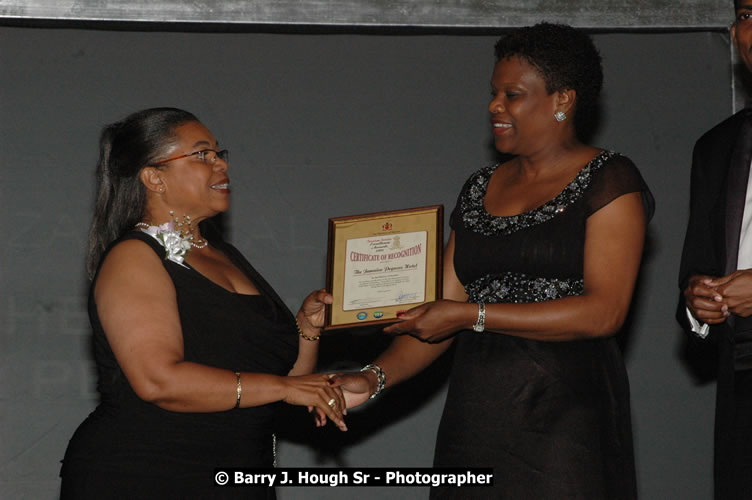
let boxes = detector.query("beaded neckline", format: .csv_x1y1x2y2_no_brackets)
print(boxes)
459,150,617,236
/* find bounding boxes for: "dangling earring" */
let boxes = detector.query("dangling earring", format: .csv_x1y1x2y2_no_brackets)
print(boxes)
554,111,567,122
169,210,208,249
169,210,190,236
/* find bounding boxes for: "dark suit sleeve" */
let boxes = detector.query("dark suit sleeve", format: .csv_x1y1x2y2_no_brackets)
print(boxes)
678,141,722,288
676,115,740,337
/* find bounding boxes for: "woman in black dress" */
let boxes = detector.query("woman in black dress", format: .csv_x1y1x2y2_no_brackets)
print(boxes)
60,108,346,499
338,24,653,499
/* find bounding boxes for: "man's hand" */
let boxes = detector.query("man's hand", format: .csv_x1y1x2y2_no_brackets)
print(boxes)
708,270,752,318
684,274,728,324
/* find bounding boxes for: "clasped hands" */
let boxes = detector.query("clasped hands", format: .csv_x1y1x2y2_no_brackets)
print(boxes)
293,289,350,431
685,270,752,324
307,299,470,428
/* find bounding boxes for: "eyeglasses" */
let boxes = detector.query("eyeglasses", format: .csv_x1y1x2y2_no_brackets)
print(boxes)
152,148,229,166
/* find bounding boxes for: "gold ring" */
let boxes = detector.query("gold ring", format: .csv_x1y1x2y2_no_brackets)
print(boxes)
327,398,336,408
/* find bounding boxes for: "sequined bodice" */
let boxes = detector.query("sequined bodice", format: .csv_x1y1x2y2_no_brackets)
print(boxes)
459,150,616,236
449,150,648,305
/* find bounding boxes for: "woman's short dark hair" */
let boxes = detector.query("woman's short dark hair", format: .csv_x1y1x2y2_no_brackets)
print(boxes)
86,107,198,278
494,23,603,138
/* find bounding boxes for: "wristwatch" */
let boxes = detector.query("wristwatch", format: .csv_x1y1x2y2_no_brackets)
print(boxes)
473,302,486,333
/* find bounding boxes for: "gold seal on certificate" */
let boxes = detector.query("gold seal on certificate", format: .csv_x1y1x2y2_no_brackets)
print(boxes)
325,205,443,330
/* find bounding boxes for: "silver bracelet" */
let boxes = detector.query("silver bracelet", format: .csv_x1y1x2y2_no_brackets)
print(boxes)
360,363,386,399
472,302,486,333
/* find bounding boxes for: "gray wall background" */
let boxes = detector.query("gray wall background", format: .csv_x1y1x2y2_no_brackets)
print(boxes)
0,24,733,499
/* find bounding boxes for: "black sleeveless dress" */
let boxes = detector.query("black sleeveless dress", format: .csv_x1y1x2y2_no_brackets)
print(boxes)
60,231,298,499
431,151,654,499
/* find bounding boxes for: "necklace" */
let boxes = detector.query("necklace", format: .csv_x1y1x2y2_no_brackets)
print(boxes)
190,238,208,249
167,211,208,249
135,221,208,251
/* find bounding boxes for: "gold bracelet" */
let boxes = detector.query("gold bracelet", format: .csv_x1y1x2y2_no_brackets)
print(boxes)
296,317,320,342
234,371,242,409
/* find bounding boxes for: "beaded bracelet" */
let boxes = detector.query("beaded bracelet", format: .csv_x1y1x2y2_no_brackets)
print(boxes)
296,317,321,342
361,363,386,399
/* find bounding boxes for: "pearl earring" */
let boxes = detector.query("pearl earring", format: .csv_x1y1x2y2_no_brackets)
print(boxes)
554,111,567,122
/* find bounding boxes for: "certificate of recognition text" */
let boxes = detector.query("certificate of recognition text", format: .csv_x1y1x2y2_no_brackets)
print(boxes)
343,231,427,311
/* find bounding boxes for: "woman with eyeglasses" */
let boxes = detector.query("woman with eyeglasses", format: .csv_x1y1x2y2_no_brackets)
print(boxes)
59,108,346,499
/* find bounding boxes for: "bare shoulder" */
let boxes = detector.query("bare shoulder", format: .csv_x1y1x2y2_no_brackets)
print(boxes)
95,237,173,299
100,238,162,273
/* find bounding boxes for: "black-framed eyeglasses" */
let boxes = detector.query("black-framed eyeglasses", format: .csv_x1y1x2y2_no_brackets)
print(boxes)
152,149,229,166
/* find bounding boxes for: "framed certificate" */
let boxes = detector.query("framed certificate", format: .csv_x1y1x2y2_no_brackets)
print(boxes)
325,205,443,330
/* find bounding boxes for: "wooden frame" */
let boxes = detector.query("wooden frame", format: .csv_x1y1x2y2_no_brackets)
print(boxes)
325,205,443,330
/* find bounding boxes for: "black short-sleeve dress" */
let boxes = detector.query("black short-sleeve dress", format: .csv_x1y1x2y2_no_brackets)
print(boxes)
60,231,298,499
431,150,653,499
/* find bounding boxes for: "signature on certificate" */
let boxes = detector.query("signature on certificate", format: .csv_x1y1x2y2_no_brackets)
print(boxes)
395,291,419,303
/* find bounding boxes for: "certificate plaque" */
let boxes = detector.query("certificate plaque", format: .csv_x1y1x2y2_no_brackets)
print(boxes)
325,205,443,330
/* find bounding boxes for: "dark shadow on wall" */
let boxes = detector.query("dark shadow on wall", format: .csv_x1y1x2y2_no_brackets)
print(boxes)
676,327,718,385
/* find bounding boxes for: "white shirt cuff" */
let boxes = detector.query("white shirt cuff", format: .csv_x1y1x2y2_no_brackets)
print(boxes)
685,307,710,339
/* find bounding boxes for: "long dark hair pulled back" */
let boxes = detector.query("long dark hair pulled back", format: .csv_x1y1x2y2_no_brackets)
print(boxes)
86,107,199,278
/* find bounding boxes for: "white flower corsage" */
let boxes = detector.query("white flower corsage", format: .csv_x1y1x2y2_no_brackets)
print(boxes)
137,221,192,267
